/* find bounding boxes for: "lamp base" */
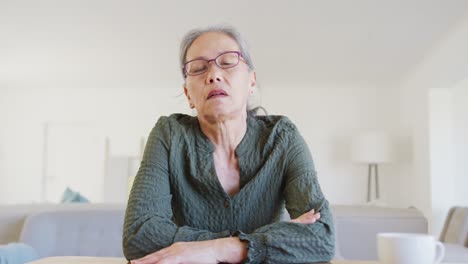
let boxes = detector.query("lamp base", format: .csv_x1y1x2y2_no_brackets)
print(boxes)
367,164,380,202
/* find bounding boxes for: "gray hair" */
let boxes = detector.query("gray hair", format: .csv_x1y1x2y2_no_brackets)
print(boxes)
179,25,255,78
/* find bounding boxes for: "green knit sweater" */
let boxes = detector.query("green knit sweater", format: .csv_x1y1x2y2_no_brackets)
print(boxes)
123,113,335,263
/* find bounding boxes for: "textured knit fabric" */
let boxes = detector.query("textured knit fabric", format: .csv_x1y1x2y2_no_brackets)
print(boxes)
123,113,335,263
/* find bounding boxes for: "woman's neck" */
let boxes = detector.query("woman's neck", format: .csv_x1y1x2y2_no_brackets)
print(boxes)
199,111,248,153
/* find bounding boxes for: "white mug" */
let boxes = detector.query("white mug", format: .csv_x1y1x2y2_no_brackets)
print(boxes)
377,233,445,264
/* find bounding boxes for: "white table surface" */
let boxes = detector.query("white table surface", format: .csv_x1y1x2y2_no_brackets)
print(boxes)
26,256,465,264
27,257,127,264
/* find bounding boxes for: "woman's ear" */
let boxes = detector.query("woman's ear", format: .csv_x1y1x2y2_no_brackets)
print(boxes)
184,86,195,109
250,72,257,94
251,71,257,87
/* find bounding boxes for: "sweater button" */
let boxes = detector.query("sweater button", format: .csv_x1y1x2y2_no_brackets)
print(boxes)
224,200,230,208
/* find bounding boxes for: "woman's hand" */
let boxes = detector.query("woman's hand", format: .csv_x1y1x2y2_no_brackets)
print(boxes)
129,237,247,264
290,209,321,224
129,240,218,264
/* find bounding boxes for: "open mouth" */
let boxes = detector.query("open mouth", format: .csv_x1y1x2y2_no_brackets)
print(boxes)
207,89,228,99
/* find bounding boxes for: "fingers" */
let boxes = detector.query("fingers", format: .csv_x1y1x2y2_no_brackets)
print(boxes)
310,209,320,217
314,212,321,219
130,256,153,264
131,251,165,264
303,209,321,220
290,209,321,224
303,212,320,223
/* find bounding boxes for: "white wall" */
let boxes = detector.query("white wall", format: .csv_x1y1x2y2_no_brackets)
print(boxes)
373,81,415,209
452,80,468,205
427,83,468,238
398,15,468,234
429,89,455,237
261,84,380,204
394,74,432,230
1,87,187,203
0,93,5,202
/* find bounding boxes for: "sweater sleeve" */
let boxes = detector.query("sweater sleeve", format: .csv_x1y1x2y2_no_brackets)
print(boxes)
236,127,335,264
122,117,230,260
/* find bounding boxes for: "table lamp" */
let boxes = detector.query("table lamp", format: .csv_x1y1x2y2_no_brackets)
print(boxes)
351,132,392,202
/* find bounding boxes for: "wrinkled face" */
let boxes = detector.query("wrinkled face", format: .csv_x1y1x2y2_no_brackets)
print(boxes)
183,32,256,122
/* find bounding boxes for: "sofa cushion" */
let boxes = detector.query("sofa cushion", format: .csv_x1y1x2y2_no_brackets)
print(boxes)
19,208,125,258
0,204,125,245
443,243,468,262
0,204,63,245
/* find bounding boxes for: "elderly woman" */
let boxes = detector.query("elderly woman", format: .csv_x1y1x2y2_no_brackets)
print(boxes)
123,26,335,264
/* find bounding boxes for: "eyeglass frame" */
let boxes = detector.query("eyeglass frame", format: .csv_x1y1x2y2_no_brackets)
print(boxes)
182,51,246,78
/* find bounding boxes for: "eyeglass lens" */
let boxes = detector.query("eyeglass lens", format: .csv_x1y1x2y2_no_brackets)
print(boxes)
185,52,240,76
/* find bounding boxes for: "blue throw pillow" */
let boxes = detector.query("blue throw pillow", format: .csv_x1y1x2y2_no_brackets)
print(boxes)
60,187,90,203
0,243,39,264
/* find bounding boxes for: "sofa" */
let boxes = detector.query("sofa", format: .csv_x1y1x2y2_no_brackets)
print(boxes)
0,203,438,262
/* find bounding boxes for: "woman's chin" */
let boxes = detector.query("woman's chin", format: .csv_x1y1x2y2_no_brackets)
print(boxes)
201,108,242,123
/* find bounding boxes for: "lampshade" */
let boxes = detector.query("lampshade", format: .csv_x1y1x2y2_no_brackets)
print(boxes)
351,132,392,164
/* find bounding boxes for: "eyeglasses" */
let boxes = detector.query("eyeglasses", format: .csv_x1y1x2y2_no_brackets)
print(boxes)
183,51,244,77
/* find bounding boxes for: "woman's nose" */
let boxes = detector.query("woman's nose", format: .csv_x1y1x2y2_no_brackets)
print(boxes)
209,77,222,83
205,63,223,84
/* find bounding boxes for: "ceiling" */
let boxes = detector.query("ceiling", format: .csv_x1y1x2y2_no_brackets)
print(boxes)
1,0,468,89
